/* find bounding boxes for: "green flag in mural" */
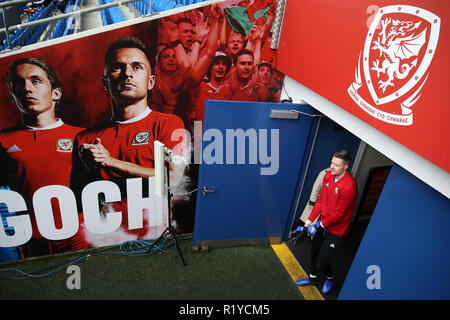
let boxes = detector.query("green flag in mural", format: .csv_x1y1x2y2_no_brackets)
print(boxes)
224,5,272,36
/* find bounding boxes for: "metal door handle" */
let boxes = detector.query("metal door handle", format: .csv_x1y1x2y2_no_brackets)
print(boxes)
202,186,216,196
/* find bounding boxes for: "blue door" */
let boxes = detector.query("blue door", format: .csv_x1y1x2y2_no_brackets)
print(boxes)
193,101,315,247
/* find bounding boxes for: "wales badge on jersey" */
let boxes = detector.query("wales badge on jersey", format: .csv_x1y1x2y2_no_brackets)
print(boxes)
56,138,73,152
132,131,151,146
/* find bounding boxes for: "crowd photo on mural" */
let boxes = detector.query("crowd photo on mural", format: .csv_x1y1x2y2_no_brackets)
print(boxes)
0,0,284,260
152,0,282,130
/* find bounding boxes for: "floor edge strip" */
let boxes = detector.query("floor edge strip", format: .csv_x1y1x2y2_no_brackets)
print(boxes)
271,242,324,301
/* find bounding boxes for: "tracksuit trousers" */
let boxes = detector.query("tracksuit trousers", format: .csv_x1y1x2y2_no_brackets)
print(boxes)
310,228,345,279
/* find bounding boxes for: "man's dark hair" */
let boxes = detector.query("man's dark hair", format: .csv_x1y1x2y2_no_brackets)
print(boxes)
104,36,155,74
7,57,61,93
257,61,273,73
333,150,352,165
6,58,63,116
207,54,232,80
158,45,176,60
234,49,254,65
175,17,194,26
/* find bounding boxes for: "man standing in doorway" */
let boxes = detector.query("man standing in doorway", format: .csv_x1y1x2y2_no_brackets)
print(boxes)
295,150,357,294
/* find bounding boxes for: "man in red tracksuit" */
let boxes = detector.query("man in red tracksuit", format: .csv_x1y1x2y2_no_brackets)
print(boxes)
295,150,357,294
0,58,88,258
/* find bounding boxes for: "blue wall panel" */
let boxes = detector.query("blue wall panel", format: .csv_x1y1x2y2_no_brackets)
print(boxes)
193,101,315,246
339,164,450,299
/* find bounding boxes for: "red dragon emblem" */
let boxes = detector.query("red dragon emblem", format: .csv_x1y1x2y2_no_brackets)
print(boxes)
348,5,440,125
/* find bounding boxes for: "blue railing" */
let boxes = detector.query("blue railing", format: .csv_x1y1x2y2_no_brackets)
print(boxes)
48,0,81,40
0,0,210,50
1,2,57,50
99,0,125,26
132,0,206,16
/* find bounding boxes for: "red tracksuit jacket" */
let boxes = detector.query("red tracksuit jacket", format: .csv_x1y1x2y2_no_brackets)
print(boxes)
307,171,357,236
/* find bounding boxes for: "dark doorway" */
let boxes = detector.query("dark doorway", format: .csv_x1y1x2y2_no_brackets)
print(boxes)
287,117,394,300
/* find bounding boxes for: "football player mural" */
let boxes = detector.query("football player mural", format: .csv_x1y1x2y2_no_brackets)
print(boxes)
0,0,283,260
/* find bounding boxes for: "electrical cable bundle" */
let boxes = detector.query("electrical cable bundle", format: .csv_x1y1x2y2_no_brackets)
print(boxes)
119,237,177,256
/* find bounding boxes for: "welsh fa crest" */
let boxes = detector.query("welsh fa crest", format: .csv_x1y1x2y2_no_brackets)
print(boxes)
348,5,440,125
56,138,73,152
132,131,151,145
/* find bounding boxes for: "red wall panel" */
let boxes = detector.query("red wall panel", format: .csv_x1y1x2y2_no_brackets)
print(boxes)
275,0,450,173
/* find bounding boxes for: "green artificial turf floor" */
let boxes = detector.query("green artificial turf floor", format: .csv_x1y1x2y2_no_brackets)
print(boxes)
0,235,304,300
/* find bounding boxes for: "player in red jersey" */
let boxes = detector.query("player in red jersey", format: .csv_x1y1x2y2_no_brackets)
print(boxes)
230,50,260,101
191,52,233,123
254,62,280,102
70,37,187,246
0,58,88,258
295,150,357,294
